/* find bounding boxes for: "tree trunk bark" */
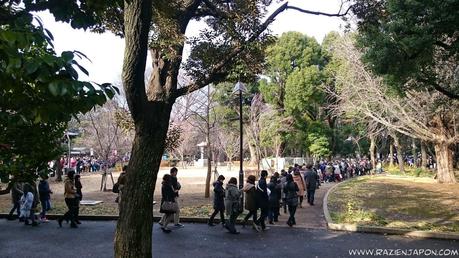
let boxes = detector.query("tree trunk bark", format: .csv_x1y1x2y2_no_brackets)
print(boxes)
248,142,258,166
56,158,63,182
389,143,394,167
434,142,457,183
205,135,212,198
411,138,417,167
115,118,169,257
392,133,404,173
421,141,427,168
115,0,158,257
369,135,376,174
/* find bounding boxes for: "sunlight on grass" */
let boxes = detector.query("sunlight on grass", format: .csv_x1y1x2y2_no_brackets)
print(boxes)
328,175,459,233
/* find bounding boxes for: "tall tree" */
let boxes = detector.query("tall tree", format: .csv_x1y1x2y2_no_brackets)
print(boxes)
333,36,458,183
0,2,115,185
352,0,459,99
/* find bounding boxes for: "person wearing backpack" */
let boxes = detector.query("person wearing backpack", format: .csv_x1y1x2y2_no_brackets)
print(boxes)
255,170,270,231
20,183,38,226
208,175,226,227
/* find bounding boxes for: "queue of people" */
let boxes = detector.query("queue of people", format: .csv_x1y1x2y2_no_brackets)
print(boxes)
154,164,321,235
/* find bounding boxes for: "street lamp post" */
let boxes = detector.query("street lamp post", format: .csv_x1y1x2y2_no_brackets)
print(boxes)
233,81,247,207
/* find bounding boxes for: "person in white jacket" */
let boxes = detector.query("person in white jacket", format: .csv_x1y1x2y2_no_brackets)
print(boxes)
20,183,37,226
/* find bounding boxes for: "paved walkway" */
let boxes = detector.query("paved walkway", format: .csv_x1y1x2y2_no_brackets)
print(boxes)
1,220,457,258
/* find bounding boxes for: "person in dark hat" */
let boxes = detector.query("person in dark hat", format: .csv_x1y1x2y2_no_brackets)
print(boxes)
208,175,226,227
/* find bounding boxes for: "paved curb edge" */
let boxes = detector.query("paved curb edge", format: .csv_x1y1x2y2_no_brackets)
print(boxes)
322,178,459,241
0,213,247,224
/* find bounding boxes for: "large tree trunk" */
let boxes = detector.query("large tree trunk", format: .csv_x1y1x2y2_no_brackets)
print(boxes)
434,142,457,183
389,143,394,167
421,141,428,168
369,135,376,174
114,0,158,257
392,133,404,173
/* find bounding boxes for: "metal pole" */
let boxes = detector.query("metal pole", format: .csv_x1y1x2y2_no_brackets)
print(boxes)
66,133,71,174
239,90,244,204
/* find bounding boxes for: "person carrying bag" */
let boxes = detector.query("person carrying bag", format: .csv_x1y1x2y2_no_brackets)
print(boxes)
159,174,177,233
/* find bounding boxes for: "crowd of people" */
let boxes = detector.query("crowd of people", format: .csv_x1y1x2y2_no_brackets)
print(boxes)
7,170,83,228
55,154,128,174
159,164,321,234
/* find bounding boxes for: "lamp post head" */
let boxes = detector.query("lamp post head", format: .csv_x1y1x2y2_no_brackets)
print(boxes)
233,81,247,94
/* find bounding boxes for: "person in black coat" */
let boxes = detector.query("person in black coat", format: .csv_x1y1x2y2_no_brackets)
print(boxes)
267,172,282,224
284,174,299,227
208,175,226,226
304,164,318,205
160,174,176,233
256,170,269,231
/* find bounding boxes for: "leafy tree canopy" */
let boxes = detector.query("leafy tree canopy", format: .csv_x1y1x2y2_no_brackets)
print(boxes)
353,0,459,99
0,3,117,183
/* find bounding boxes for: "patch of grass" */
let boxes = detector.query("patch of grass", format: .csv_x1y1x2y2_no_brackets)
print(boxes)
328,175,459,233
385,166,435,178
332,200,387,226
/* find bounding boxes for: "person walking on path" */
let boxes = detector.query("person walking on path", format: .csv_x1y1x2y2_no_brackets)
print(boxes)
279,170,288,214
256,170,270,231
292,169,306,208
74,174,83,224
304,164,318,206
38,175,52,222
159,174,176,233
58,170,78,228
7,180,22,220
20,183,38,226
160,167,183,228
224,177,242,234
284,174,299,227
242,175,260,232
208,175,226,227
267,173,282,224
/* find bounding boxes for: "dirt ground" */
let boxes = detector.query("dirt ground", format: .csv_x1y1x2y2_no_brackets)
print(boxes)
328,175,459,232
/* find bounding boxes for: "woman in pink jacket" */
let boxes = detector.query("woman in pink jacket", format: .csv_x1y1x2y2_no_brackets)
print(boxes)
292,169,306,208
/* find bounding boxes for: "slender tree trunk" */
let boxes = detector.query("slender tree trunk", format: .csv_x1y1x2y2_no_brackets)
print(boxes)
205,85,212,198
434,142,457,183
392,133,404,173
389,143,394,167
421,141,427,168
205,135,212,198
369,135,376,174
56,159,63,182
411,138,417,167
248,142,257,166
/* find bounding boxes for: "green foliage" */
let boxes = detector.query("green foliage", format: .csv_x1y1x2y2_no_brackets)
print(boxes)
353,0,459,98
307,133,330,158
0,5,116,183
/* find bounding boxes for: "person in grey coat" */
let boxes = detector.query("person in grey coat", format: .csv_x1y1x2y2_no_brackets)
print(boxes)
304,164,318,205
224,177,242,234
